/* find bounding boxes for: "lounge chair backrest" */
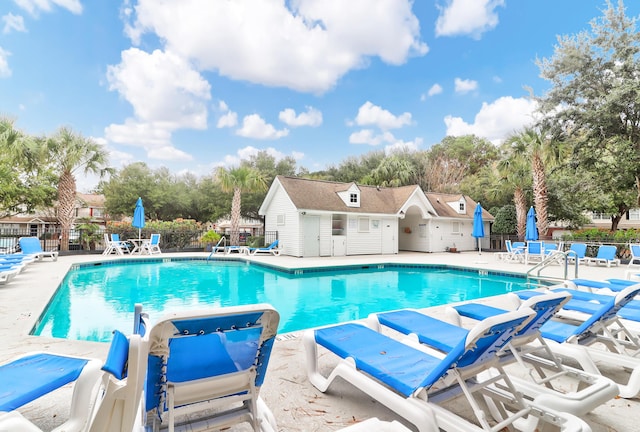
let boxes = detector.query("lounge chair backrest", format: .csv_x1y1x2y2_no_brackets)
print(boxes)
544,243,557,252
595,245,617,260
266,239,278,249
18,237,42,254
517,291,571,338
505,240,513,252
454,308,534,368
527,241,542,254
111,233,122,242
572,284,640,336
630,244,640,257
512,242,525,250
144,304,279,423
569,243,587,258
149,233,160,245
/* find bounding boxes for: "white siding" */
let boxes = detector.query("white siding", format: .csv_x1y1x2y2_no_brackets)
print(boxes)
319,214,332,256
263,185,300,257
346,215,383,255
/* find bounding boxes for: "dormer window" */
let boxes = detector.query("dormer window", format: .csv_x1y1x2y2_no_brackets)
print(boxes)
350,193,358,203
338,183,361,208
458,198,466,214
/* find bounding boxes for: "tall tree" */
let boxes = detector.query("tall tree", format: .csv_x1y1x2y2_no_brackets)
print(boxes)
536,0,640,230
0,118,57,217
46,127,112,250
215,166,267,245
497,141,532,240
506,128,563,237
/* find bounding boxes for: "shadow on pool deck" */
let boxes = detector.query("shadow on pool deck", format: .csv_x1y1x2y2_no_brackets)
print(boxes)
1,251,638,431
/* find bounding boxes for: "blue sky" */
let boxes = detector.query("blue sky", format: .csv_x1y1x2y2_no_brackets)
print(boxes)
2,0,639,192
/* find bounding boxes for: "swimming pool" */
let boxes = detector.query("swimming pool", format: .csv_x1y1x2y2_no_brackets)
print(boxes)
32,258,539,342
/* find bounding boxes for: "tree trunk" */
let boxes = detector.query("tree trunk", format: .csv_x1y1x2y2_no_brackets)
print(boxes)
514,187,527,240
230,187,241,246
57,172,76,252
532,154,549,237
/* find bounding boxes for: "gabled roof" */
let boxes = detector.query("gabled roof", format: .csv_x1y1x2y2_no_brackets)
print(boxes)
425,192,494,220
272,176,419,215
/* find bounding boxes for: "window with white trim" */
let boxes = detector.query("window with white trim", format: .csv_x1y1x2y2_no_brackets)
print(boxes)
629,209,640,221
277,214,285,225
591,211,609,221
452,221,461,233
358,217,370,232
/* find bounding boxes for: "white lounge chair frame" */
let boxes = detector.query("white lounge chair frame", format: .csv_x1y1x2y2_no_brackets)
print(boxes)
305,311,590,432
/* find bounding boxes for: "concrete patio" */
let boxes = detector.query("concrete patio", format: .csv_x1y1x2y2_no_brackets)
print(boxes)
1,250,638,431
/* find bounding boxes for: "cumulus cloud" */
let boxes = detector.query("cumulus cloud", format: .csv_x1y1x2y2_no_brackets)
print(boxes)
216,145,304,167
427,83,443,97
2,13,26,33
14,0,83,15
124,0,427,93
236,114,289,140
354,101,412,130
349,129,422,152
454,78,478,94
435,0,504,39
279,106,322,127
0,47,11,78
105,48,211,160
385,138,423,154
217,111,238,128
444,96,539,144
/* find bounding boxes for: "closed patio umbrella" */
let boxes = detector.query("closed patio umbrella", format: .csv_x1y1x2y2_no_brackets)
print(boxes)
525,206,538,241
472,202,485,255
132,197,145,240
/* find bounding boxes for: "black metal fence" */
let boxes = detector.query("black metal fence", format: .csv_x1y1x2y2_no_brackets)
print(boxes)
0,228,279,256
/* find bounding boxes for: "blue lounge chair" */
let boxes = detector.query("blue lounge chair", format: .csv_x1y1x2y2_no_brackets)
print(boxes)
628,243,640,267
305,309,590,432
0,307,149,431
17,237,58,261
142,233,162,255
566,243,587,264
514,284,640,398
447,291,619,415
525,241,544,264
143,304,280,432
584,245,620,267
249,240,280,256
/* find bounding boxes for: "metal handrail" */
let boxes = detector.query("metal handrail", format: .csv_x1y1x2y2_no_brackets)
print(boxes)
527,250,579,282
206,236,227,261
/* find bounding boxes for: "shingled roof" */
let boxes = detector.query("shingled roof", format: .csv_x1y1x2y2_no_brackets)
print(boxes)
275,176,418,214
425,192,494,220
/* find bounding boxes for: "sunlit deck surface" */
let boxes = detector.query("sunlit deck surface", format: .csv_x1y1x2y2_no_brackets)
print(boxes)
1,251,638,431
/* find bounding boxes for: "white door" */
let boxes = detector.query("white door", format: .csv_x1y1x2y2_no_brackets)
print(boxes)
381,218,396,254
303,216,320,257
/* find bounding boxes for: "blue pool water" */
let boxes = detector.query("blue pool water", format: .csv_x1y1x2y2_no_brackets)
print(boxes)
32,259,537,342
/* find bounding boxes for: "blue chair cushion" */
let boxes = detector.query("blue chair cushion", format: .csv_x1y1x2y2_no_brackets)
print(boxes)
102,330,129,379
0,353,89,411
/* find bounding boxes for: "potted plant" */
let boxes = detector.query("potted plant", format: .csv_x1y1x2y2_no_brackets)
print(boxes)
201,230,221,251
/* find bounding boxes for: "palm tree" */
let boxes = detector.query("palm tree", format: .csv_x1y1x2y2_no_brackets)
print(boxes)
215,166,267,246
496,142,531,240
507,128,563,238
46,127,112,251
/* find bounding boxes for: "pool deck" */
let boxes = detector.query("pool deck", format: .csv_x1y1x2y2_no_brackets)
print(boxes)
1,250,639,431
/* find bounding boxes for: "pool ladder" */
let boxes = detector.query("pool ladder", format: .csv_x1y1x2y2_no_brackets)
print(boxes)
526,250,580,284
206,237,227,261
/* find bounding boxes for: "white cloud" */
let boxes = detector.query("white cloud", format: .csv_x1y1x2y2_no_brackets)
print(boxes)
279,106,322,127
104,119,194,161
124,0,427,94
354,101,412,130
349,129,396,146
435,0,504,39
427,83,443,97
13,0,83,15
236,114,289,140
107,48,211,129
105,48,211,160
385,138,423,154
215,145,304,167
2,13,26,33
444,96,539,144
217,111,238,128
454,77,478,94
0,47,11,78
